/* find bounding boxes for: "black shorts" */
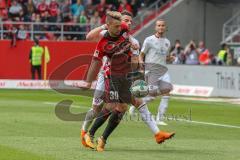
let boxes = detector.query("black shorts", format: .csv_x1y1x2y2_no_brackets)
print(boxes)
104,76,132,104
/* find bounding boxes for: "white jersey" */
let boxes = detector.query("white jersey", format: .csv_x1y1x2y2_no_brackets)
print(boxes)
129,35,140,56
141,35,170,69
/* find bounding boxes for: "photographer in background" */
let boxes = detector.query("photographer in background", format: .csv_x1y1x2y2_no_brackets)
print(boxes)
170,39,185,64
184,40,200,65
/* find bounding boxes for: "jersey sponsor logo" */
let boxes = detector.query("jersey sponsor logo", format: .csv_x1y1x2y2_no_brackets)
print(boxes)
103,40,131,55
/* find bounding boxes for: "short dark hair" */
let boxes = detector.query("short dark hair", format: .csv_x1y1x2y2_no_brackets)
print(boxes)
34,38,39,45
121,10,133,17
221,43,227,49
175,39,181,44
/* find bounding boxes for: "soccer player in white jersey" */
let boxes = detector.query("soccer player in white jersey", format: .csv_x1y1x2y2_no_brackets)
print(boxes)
81,12,174,150
129,19,174,126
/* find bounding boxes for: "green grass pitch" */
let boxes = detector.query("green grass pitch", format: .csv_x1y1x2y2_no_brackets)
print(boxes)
0,89,240,160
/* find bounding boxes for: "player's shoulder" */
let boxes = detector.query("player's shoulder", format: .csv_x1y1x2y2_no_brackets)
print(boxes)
144,35,155,42
99,33,109,42
164,38,170,44
100,30,107,36
164,38,171,48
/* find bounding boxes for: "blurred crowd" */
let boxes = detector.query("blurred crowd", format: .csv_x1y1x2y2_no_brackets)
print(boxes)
169,40,239,66
0,0,159,40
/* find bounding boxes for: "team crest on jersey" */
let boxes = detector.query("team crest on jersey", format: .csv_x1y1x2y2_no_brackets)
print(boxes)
165,43,169,48
106,43,116,50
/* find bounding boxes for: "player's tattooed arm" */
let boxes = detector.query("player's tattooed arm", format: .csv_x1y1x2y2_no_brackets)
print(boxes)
86,24,107,42
85,58,102,85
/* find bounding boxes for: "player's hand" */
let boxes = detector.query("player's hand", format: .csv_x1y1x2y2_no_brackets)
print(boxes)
170,55,176,62
131,43,139,50
167,55,176,63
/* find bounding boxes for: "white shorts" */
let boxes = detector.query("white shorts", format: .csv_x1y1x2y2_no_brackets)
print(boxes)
92,72,105,106
158,72,171,83
146,72,172,92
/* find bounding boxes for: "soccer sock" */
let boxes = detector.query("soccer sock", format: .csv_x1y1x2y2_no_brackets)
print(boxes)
138,104,160,134
102,110,125,141
81,102,104,132
157,96,169,121
142,96,155,104
82,109,95,132
89,108,111,137
129,105,136,114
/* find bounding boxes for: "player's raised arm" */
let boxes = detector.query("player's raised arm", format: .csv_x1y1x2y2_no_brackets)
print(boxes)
85,41,104,87
86,58,102,83
86,24,107,42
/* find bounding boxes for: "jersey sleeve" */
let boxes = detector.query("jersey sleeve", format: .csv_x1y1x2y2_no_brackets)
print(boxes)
166,39,171,55
129,36,140,55
99,30,107,37
93,40,105,60
141,38,150,54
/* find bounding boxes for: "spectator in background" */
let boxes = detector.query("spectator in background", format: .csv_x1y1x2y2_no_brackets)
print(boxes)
226,50,233,66
96,0,108,17
184,40,200,65
237,57,240,66
90,10,101,29
131,0,141,17
118,0,132,13
79,10,87,39
18,0,28,17
33,14,42,36
72,16,81,40
49,0,59,18
85,0,95,16
198,41,211,65
27,0,36,16
0,6,8,21
17,24,28,40
37,0,48,15
60,0,71,22
47,0,59,31
0,0,7,10
9,0,22,18
41,10,49,22
31,12,36,21
10,26,17,47
170,39,185,64
217,43,228,65
71,0,84,18
79,10,87,24
29,38,43,79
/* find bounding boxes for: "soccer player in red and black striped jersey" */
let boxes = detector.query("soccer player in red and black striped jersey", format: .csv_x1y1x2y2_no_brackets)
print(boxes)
81,11,175,151
83,12,133,151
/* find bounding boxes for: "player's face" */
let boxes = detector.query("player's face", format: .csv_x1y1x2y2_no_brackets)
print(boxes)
155,20,166,35
122,15,132,29
107,19,122,37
